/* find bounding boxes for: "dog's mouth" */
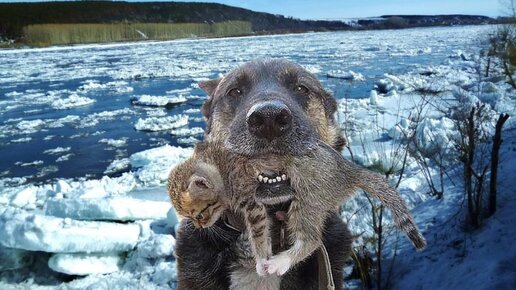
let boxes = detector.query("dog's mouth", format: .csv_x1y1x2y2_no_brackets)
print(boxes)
255,170,293,205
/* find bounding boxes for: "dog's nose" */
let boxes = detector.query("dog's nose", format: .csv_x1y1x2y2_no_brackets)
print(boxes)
246,100,292,140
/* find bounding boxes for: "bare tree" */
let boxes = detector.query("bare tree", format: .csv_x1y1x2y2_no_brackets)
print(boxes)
488,113,510,216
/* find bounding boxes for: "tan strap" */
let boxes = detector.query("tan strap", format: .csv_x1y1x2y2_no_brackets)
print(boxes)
318,245,335,290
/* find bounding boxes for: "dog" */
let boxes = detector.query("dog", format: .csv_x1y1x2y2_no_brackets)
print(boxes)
174,59,352,290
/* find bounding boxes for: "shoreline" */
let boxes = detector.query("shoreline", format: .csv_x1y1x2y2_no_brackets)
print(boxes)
0,23,493,52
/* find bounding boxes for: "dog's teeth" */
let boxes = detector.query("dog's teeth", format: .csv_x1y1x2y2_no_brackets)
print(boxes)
263,177,269,183
276,176,282,182
268,179,274,184
281,174,287,181
258,175,263,182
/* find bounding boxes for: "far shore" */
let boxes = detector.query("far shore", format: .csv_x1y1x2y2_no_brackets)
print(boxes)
0,23,494,51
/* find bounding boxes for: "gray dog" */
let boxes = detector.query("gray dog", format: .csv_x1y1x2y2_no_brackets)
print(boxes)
174,59,352,290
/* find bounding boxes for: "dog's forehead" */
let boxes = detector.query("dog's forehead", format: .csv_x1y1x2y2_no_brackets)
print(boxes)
224,59,314,86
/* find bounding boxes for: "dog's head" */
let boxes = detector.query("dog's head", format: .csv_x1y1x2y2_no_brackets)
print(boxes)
199,59,346,157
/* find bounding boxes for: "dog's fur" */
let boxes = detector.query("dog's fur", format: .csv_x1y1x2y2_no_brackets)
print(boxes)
175,59,351,289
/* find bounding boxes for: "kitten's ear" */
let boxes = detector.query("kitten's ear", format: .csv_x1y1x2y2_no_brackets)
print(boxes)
188,175,214,192
198,78,222,97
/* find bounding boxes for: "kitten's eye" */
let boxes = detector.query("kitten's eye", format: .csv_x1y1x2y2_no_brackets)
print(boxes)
196,213,204,220
195,180,207,188
295,85,310,95
227,88,242,98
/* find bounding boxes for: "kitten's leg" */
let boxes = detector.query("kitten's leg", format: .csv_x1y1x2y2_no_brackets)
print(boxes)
242,199,271,276
359,170,427,250
266,200,327,276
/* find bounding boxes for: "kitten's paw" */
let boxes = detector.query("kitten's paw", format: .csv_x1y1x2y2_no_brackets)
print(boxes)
266,254,292,276
256,258,268,276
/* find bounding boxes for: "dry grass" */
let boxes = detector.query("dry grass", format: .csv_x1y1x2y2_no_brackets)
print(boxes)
22,21,252,46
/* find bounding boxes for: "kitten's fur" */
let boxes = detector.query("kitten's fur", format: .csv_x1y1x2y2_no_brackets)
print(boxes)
168,141,426,277
168,141,285,275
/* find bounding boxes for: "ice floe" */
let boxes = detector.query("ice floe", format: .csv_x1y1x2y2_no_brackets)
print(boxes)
134,115,188,132
48,253,123,275
130,95,187,107
326,69,365,81
0,207,141,253
51,93,96,110
170,126,204,137
45,196,170,221
43,147,71,155
99,138,128,148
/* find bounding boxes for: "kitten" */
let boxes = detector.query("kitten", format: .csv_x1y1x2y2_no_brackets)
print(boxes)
168,140,426,277
168,141,288,276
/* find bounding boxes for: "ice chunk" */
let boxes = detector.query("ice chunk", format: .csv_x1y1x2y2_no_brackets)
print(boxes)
0,207,140,253
129,145,193,185
10,186,37,208
369,90,378,105
415,117,455,157
134,115,188,132
375,79,395,94
11,137,32,143
51,93,95,109
48,253,122,275
131,95,187,107
135,234,175,259
45,196,171,221
326,70,365,81
16,119,45,134
479,82,504,108
177,136,200,145
104,158,130,174
56,153,74,162
99,138,128,148
43,147,71,155
170,126,204,137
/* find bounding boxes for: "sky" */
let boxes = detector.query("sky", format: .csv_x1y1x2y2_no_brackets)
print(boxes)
0,0,501,19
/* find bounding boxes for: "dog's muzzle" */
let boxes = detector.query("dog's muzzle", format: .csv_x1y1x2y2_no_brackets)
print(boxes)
246,100,292,141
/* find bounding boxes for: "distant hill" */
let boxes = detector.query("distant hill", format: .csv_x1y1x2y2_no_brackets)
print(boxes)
356,14,494,28
0,1,496,45
0,1,350,40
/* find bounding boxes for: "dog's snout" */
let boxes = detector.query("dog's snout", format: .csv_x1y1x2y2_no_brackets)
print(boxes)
246,101,292,140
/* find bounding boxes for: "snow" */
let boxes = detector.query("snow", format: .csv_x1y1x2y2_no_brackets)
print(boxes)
0,207,141,253
134,115,188,132
45,196,171,221
48,253,123,275
130,95,187,107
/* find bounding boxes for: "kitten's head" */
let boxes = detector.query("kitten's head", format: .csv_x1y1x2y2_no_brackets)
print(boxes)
168,159,226,228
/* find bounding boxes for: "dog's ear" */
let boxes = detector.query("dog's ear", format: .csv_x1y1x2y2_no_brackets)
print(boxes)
199,78,221,121
198,78,222,97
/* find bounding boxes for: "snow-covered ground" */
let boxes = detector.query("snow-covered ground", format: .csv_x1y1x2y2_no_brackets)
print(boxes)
1,25,515,289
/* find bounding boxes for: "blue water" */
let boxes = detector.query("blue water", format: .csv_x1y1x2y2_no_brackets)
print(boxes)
0,26,490,183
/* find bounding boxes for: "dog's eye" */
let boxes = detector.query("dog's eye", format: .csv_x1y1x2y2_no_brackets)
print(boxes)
295,85,310,95
227,88,242,98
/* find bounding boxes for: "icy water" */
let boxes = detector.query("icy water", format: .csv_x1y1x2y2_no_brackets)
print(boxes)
0,25,490,183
